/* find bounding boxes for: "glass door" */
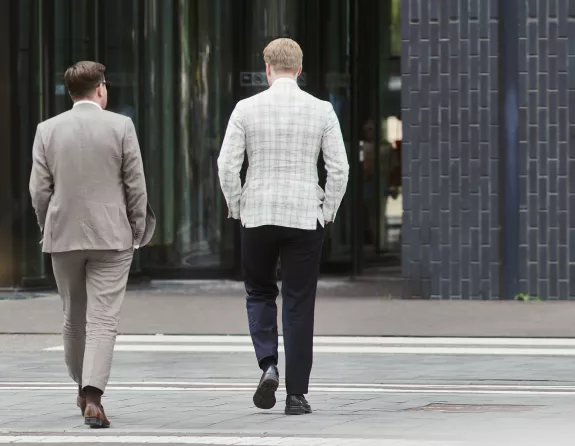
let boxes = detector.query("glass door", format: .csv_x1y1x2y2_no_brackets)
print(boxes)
318,0,353,270
351,0,403,275
319,0,402,275
376,0,403,263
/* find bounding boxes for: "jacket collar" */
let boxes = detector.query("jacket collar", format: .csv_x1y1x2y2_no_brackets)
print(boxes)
270,77,299,89
73,100,103,110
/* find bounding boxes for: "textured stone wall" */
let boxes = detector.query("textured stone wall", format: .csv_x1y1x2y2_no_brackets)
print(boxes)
517,0,575,299
401,0,500,299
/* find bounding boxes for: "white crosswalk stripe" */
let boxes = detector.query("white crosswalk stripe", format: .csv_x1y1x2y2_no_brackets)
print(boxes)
42,335,575,356
0,436,459,445
109,335,575,346
1,381,575,396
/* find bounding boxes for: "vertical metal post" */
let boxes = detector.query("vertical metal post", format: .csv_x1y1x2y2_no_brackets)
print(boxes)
0,0,14,287
350,0,362,277
93,0,100,59
499,0,519,299
373,0,382,256
41,0,56,282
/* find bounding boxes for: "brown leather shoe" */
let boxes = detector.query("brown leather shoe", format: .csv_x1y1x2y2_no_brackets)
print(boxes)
77,385,86,415
84,387,110,428
84,403,110,428
76,394,87,416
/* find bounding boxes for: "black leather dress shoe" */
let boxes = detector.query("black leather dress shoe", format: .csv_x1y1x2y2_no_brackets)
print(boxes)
285,395,312,415
253,365,279,410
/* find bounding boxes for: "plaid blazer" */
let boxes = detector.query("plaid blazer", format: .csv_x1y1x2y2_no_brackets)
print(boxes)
217,77,349,230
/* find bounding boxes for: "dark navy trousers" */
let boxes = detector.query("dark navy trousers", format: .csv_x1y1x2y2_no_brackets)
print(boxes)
241,222,325,395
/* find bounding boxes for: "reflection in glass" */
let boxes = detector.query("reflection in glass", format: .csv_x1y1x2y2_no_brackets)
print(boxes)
13,0,402,283
99,0,139,121
99,0,142,271
321,0,352,263
364,117,402,253
245,0,300,74
18,0,47,284
173,0,233,268
390,0,401,57
380,0,403,254
241,0,319,94
358,0,402,260
381,115,403,252
53,0,96,115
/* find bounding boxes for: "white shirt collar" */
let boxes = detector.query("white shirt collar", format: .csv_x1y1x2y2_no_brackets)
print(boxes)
73,100,102,110
271,77,299,87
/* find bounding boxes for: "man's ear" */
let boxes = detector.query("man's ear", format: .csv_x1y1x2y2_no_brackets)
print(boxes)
296,65,303,77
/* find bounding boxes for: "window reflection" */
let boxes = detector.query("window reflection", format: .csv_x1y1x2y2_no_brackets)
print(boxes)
50,0,235,272
99,0,139,122
173,0,233,268
13,0,403,285
321,0,352,263
54,0,96,115
17,0,47,284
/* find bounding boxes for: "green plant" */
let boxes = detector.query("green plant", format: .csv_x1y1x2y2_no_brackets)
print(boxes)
515,293,542,302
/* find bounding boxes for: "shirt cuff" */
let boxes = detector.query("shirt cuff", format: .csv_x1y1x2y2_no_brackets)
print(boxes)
322,209,335,223
227,208,240,219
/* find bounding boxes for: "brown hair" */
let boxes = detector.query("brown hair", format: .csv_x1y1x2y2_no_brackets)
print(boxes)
64,61,106,99
263,38,303,73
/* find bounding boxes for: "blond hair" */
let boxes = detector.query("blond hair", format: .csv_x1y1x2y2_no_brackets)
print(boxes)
263,38,303,73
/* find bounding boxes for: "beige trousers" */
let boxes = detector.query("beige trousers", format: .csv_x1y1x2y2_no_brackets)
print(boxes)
51,248,134,392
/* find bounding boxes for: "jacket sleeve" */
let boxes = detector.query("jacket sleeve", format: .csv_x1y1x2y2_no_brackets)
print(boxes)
29,125,54,233
122,118,147,245
217,104,246,220
321,103,350,222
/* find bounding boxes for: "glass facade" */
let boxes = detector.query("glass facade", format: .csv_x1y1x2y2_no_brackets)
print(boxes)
0,0,402,288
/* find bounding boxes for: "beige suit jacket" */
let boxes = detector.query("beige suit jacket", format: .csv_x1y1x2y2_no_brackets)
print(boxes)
29,102,155,253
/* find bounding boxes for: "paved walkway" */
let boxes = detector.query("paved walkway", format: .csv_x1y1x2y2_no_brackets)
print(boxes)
1,335,575,445
2,280,575,337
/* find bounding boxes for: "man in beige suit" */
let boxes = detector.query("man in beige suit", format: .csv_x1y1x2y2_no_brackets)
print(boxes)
29,61,154,428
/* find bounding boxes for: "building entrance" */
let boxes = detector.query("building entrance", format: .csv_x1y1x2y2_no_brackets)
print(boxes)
1,0,401,288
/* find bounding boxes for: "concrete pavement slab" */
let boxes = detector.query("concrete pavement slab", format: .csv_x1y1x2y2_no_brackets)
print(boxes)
2,281,575,337
1,337,575,444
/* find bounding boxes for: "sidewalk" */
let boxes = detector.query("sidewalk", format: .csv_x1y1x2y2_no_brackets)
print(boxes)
3,340,575,445
2,280,575,337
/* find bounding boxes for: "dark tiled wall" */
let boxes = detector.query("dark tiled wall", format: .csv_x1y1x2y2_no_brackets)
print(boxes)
517,0,575,300
402,0,575,300
401,0,500,299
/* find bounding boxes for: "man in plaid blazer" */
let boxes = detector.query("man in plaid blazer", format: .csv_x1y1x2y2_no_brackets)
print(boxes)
218,38,349,415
